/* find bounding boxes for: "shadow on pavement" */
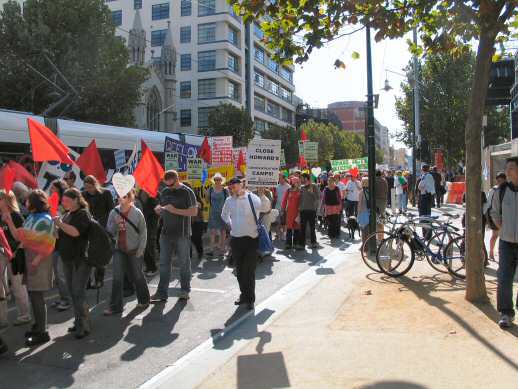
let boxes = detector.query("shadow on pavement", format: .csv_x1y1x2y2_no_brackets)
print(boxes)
359,381,428,389
236,351,290,389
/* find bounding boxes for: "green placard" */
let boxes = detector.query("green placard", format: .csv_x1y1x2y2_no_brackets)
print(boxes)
330,157,368,172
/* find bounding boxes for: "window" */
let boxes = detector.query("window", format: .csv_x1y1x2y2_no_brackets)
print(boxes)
151,29,168,47
267,101,280,118
198,51,216,72
198,23,216,43
198,78,216,98
280,67,293,83
198,0,215,16
286,110,293,124
254,47,265,64
111,10,122,26
254,72,264,88
253,23,264,39
228,81,239,101
228,27,239,46
180,109,191,127
146,88,161,131
280,86,291,102
254,119,266,133
227,53,238,73
152,3,169,20
268,58,279,73
180,54,191,71
269,80,279,96
180,81,191,98
198,107,214,128
134,0,142,10
254,95,265,112
180,26,191,43
181,0,192,16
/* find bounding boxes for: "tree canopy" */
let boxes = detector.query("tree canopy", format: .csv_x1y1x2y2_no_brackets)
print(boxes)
0,0,148,126
202,103,254,147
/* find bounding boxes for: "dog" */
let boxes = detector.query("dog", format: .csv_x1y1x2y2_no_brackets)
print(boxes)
346,216,359,240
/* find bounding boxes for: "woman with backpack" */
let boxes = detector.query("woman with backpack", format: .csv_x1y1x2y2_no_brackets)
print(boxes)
104,189,149,315
206,173,229,258
4,190,55,346
55,188,92,339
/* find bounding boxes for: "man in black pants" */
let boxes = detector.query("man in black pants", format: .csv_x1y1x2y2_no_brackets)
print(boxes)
299,173,320,249
221,178,261,310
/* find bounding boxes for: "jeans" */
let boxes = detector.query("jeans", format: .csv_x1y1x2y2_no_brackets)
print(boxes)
231,237,258,304
156,235,192,298
497,240,518,316
300,210,317,245
52,252,69,303
110,250,150,312
63,260,91,333
28,291,46,333
0,254,30,323
397,193,408,212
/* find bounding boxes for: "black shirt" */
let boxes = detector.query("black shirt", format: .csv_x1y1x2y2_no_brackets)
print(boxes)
159,184,196,237
0,211,24,251
82,189,114,228
57,208,91,262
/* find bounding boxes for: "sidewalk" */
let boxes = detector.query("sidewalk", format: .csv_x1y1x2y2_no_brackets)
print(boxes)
198,254,518,389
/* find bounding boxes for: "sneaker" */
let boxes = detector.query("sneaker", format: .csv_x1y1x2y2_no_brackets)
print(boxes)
150,294,167,303
498,314,514,329
13,316,31,326
57,301,71,311
25,332,50,347
178,291,190,301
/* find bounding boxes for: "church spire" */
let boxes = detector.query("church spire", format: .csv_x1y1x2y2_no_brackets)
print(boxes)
160,21,176,76
128,9,146,65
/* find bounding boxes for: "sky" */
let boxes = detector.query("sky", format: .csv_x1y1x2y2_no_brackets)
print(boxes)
294,29,413,151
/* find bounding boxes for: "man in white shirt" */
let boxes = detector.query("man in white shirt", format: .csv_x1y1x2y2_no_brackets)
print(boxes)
417,164,436,239
344,174,361,217
221,178,262,310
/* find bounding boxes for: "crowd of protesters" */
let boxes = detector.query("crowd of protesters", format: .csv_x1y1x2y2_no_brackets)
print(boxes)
0,160,511,355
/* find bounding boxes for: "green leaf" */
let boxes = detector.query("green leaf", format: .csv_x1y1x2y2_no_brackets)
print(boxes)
351,51,360,60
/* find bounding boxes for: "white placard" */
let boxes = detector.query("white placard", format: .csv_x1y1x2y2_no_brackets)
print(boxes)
211,136,233,167
37,149,82,192
165,152,179,171
246,139,281,187
112,173,135,198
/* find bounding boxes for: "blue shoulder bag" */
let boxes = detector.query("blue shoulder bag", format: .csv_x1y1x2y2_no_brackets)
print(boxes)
247,194,274,254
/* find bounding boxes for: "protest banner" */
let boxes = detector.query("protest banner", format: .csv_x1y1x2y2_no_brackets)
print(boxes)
330,157,368,172
164,152,179,171
37,149,82,191
187,158,203,180
246,139,281,187
114,149,126,170
164,136,200,171
208,165,235,182
211,136,233,167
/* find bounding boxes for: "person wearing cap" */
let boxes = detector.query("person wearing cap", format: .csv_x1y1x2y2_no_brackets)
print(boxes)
152,170,198,302
206,173,230,258
221,178,262,310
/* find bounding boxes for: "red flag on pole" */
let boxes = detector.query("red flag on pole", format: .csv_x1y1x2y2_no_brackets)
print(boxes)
298,155,308,169
134,140,164,198
27,118,74,165
237,150,246,173
48,191,60,217
76,140,107,184
300,129,309,141
0,165,15,192
6,161,37,188
198,136,211,164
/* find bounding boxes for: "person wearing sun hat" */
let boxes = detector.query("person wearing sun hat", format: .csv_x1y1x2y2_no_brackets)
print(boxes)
206,172,230,257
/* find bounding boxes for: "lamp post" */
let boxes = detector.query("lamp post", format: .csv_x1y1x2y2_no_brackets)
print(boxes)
366,25,377,242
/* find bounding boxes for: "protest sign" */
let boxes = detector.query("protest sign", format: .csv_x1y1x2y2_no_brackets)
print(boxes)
330,157,368,172
187,158,203,180
164,136,200,171
208,165,235,182
246,139,281,187
114,149,126,170
164,152,179,171
298,141,319,163
37,149,82,191
211,136,233,167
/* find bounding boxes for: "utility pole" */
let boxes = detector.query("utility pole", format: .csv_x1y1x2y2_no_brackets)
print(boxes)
412,28,420,198
366,25,377,243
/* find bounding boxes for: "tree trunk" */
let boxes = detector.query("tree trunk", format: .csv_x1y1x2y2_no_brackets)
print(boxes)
464,27,498,302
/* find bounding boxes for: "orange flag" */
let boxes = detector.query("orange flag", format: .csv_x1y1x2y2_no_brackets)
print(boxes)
134,141,164,198
76,140,107,184
27,118,74,165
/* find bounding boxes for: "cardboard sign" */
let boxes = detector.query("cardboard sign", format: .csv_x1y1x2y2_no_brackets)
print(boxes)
164,152,180,171
246,139,281,188
211,136,233,167
187,158,203,180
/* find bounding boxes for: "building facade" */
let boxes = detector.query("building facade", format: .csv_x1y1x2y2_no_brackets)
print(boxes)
106,0,296,134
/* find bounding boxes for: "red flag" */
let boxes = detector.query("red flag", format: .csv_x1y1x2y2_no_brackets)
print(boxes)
0,165,15,192
48,191,60,217
76,140,107,184
349,167,359,178
0,229,13,261
27,118,74,165
198,136,211,164
300,129,309,141
237,150,246,173
134,141,164,198
6,161,38,188
298,155,308,169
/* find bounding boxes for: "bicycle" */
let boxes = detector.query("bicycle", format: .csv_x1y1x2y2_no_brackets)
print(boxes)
375,215,466,279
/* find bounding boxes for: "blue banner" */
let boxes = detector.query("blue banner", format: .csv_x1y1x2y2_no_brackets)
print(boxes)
164,137,200,172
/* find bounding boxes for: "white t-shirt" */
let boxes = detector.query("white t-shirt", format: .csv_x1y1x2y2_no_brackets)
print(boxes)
337,181,347,196
345,180,360,201
275,183,290,210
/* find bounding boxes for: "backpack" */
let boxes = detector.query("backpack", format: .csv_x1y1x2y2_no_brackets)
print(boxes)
86,217,114,268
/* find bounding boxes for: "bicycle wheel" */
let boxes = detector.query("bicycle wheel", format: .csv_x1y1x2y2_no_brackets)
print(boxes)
444,236,488,279
376,236,415,277
360,231,393,273
426,231,461,274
